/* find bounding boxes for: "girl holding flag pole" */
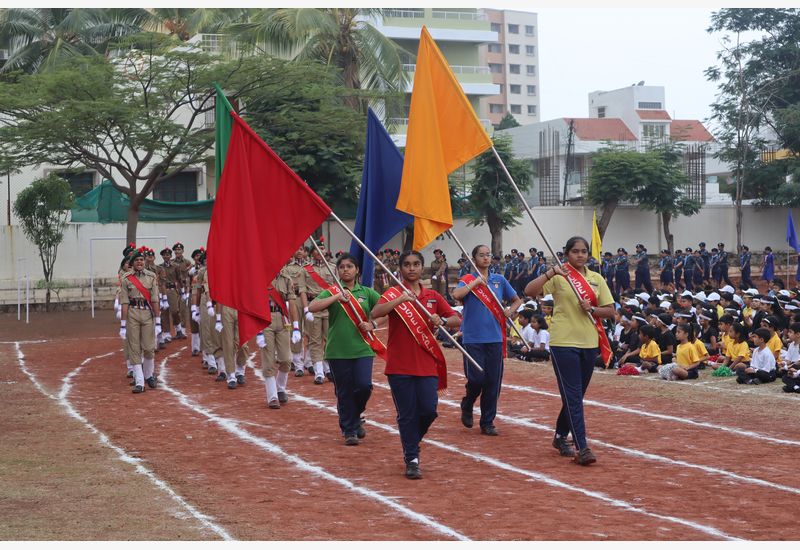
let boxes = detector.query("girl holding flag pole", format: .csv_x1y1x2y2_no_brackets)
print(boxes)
525,236,615,465
371,250,461,479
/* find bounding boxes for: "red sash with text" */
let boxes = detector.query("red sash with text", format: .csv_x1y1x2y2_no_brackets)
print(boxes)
327,285,388,361
563,263,613,366
126,273,153,312
383,286,448,391
460,274,507,358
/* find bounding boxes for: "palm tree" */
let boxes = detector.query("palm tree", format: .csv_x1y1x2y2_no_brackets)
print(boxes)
147,8,252,42
227,8,409,109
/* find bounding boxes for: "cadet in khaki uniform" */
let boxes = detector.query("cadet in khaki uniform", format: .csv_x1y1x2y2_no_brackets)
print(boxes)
172,242,193,340
119,249,162,393
194,253,223,374
303,245,336,384
161,248,186,339
283,246,310,376
155,248,173,347
216,304,249,390
117,245,136,377
256,271,301,408
430,249,448,297
188,248,204,356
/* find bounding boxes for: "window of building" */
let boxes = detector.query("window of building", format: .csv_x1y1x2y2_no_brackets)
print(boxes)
527,85,537,96
53,170,95,197
526,45,535,56
509,64,520,74
642,123,666,139
491,22,501,33
527,105,537,115
488,43,501,53
638,101,662,109
526,64,536,76
510,84,521,94
508,24,519,34
153,171,198,202
488,63,503,74
597,106,606,119
510,104,521,114
525,25,535,35
489,103,504,114
508,44,520,54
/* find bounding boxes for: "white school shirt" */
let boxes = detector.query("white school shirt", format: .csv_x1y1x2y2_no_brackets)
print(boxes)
750,346,777,373
520,324,536,346
534,328,551,351
782,341,800,363
613,323,624,342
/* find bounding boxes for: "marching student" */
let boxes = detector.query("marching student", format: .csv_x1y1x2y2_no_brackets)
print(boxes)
302,243,337,384
763,246,775,283
452,244,522,436
614,248,630,295
683,247,696,292
659,249,673,291
737,328,777,384
601,251,615,291
699,242,712,285
717,242,734,288
634,244,653,294
308,253,383,446
371,251,460,479
525,236,615,465
740,246,755,289
673,249,685,290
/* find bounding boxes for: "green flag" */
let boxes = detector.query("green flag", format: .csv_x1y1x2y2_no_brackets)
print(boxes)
214,83,235,187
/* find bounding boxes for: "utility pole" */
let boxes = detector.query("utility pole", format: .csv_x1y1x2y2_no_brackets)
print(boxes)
562,118,575,205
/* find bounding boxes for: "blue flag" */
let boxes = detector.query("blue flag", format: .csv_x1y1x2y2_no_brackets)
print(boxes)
350,109,413,287
787,211,800,253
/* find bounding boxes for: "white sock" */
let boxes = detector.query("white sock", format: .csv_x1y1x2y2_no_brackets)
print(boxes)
235,362,245,376
132,364,144,387
264,376,278,403
323,360,331,374
314,361,325,377
303,348,312,368
142,357,155,379
192,334,200,351
228,370,237,382
207,355,217,369
176,323,183,334
292,352,304,371
126,359,132,374
276,370,289,392
217,356,226,374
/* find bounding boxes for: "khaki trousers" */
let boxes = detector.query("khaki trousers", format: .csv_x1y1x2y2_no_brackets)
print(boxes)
166,288,182,327
304,314,329,363
200,292,221,358
221,305,247,373
126,307,155,365
260,316,292,377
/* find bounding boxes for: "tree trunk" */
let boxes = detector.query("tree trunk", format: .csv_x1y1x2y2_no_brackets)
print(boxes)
661,211,674,253
487,211,503,257
126,200,141,245
597,200,618,239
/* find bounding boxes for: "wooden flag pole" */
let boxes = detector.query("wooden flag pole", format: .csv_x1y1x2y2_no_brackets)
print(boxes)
329,212,484,373
446,229,531,347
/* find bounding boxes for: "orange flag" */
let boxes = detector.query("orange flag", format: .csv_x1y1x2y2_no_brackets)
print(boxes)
396,26,493,250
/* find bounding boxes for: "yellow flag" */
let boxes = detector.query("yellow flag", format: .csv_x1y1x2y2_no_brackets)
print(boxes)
396,26,493,251
591,210,602,262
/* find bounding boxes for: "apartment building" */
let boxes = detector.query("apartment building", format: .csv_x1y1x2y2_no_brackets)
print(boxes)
478,9,540,127
373,8,500,146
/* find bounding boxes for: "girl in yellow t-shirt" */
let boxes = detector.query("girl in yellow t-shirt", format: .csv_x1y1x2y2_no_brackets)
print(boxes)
669,324,704,380
720,322,751,370
637,325,662,373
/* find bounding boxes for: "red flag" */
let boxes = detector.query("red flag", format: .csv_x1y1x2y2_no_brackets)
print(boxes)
207,111,332,346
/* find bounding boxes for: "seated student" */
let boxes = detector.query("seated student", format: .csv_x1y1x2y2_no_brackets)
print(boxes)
737,328,777,384
520,315,551,362
637,325,662,373
691,322,711,368
719,322,751,370
760,316,784,361
717,314,735,360
615,313,644,367
509,308,536,358
781,323,800,392
658,323,703,380
698,308,720,356
655,313,676,364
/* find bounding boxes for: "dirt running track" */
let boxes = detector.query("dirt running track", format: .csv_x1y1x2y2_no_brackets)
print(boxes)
3,311,799,540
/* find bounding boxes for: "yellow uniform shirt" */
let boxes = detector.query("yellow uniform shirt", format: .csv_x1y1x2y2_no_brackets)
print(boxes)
542,268,613,348
720,333,731,356
726,340,751,361
640,340,662,364
767,333,783,358
693,339,708,359
676,342,701,367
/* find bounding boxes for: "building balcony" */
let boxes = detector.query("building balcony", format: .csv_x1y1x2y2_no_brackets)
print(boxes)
402,64,499,95
378,8,496,42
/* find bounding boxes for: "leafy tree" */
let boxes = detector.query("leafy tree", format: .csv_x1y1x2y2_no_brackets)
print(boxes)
12,174,73,311
496,112,520,130
466,135,531,256
227,8,409,110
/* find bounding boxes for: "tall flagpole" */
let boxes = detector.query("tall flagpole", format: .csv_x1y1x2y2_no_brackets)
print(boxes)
328,211,484,372
446,229,531,347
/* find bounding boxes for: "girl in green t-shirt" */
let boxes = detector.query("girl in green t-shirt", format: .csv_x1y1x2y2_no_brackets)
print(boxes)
308,253,381,446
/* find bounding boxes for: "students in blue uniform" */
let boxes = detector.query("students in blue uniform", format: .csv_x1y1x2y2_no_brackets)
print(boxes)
740,245,754,289
601,252,614,290
614,248,630,295
633,244,653,293
698,242,711,285
717,243,734,287
659,249,674,290
673,249,684,290
683,247,696,292
762,246,775,283
710,247,721,286
692,249,705,289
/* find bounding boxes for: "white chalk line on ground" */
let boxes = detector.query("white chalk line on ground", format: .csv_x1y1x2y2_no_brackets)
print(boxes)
160,355,469,541
14,343,233,541
239,362,740,541
449,370,800,447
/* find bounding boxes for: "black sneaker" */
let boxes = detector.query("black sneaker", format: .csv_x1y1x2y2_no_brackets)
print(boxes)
191,349,199,356
574,447,597,466
146,376,157,389
236,374,245,385
356,424,366,439
314,375,324,385
344,434,359,446
126,371,134,378
227,379,237,390
294,369,304,377
277,391,288,404
460,397,474,428
748,378,761,385
208,365,218,374
132,385,145,394
405,459,422,480
215,373,226,382
480,424,499,436
552,435,575,457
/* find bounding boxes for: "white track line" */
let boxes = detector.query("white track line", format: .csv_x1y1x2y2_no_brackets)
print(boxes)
159,355,469,541
15,344,232,541
242,363,740,541
449,370,800,447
